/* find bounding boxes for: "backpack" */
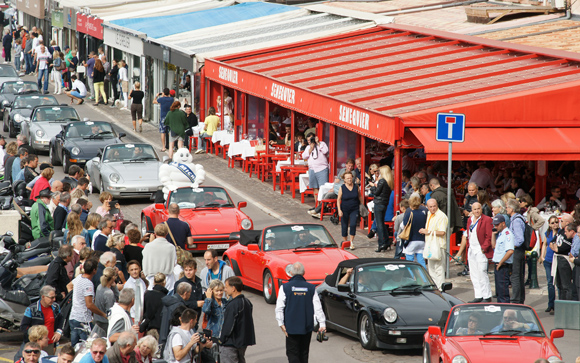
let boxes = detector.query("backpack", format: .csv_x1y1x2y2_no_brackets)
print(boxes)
515,215,534,251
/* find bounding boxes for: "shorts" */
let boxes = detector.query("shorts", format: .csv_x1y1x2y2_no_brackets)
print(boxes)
159,117,167,133
169,133,183,143
131,103,143,121
71,91,85,99
308,168,329,189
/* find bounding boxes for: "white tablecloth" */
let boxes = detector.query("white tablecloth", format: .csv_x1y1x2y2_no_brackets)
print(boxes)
212,130,235,145
192,124,205,137
299,173,309,193
276,158,307,172
228,140,249,157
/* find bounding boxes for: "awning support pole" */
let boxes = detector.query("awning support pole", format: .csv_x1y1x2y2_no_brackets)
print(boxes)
393,142,402,211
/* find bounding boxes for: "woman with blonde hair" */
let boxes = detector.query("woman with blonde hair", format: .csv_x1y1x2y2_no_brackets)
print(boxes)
107,233,127,280
27,325,49,358
401,195,428,268
74,246,92,277
84,212,102,247
94,266,117,332
135,335,158,363
52,50,63,94
129,81,145,132
370,165,395,252
63,212,89,244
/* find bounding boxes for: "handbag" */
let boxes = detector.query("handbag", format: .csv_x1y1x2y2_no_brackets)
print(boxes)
359,204,369,218
398,211,413,242
164,222,192,266
424,233,442,261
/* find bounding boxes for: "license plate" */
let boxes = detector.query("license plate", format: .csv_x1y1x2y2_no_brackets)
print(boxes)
137,188,148,192
208,244,229,250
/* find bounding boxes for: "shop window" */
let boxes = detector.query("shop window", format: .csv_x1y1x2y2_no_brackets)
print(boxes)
247,95,264,140
336,127,357,169
132,55,141,84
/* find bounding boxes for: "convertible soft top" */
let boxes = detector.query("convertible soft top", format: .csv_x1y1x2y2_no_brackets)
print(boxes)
239,230,262,246
326,258,415,286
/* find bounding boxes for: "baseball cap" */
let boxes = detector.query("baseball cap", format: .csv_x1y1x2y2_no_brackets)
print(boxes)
265,232,275,239
169,89,176,97
492,215,505,225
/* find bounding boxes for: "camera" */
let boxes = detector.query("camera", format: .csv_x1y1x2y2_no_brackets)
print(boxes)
316,331,328,343
199,336,207,344
308,136,316,145
492,227,497,232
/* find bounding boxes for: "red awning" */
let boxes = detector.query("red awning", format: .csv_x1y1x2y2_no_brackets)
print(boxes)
409,127,580,161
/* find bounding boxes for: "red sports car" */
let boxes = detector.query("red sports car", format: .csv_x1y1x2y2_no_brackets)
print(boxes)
141,186,253,251
223,223,357,304
423,303,564,363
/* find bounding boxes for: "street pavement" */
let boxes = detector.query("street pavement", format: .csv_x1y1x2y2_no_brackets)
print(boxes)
0,75,579,362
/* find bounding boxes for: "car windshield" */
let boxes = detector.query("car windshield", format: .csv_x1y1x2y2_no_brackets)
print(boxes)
0,66,18,78
343,263,435,293
103,144,158,162
13,95,58,109
168,187,234,209
262,224,337,251
65,122,115,139
32,107,80,122
446,304,544,337
0,82,38,94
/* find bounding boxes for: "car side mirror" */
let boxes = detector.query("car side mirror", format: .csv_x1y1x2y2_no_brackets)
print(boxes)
247,244,259,252
237,201,247,209
337,284,350,293
550,329,564,341
341,241,351,250
154,203,164,209
441,282,452,292
428,326,441,336
119,132,126,138
92,157,99,163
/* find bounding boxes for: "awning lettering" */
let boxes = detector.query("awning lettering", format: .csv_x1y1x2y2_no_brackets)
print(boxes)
339,105,369,131
219,66,238,85
271,83,295,105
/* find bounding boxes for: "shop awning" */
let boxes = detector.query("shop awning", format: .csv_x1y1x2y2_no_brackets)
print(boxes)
109,2,297,39
409,127,580,161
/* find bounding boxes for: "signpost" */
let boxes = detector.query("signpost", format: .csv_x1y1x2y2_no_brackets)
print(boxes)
436,112,465,278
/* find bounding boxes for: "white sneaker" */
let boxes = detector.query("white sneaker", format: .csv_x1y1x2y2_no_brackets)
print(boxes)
307,210,316,215
194,149,205,154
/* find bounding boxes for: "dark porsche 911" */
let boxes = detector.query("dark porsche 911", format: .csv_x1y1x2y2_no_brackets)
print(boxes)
316,258,463,351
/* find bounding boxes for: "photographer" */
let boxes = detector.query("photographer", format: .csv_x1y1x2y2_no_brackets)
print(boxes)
164,308,212,363
301,132,329,202
202,280,228,361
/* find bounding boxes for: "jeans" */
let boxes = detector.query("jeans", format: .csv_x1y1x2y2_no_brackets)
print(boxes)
220,345,247,363
53,70,62,94
24,53,33,74
37,69,49,91
511,247,526,304
543,260,555,308
87,77,94,98
14,54,20,72
69,319,91,347
340,206,358,237
495,263,511,303
405,253,426,268
286,332,312,363
374,203,389,249
394,239,404,259
198,132,211,149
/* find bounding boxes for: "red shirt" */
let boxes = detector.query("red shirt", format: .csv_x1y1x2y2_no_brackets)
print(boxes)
40,303,55,340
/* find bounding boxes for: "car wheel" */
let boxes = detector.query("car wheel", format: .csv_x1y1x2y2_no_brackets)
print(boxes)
358,313,378,350
423,342,431,363
263,270,276,304
8,121,15,138
62,152,70,173
49,146,61,166
223,256,231,266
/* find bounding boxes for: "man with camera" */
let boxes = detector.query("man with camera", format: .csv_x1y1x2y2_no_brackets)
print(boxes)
275,262,326,363
302,132,329,204
164,308,213,363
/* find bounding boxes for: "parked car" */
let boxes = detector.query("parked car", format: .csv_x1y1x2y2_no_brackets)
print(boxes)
141,186,253,251
86,143,163,198
223,223,357,304
20,105,81,152
49,120,126,173
423,303,564,363
0,81,39,115
317,258,463,351
0,64,21,90
4,94,58,138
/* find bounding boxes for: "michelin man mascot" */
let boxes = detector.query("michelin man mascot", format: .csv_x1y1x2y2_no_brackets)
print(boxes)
159,148,206,200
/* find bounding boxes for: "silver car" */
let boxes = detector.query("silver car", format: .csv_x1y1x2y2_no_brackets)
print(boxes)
21,105,81,151
85,143,163,199
0,65,21,90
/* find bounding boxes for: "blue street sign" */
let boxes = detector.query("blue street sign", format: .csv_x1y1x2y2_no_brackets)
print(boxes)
436,113,465,142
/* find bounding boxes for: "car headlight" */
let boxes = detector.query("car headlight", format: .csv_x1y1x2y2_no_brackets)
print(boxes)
241,218,252,230
547,357,561,363
35,129,45,138
109,173,120,183
383,307,397,323
285,264,293,278
452,355,468,363
71,147,80,156
2,100,8,107
13,114,21,123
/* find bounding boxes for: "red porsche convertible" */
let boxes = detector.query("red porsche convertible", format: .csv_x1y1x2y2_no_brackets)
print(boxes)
423,303,564,363
141,186,253,251
223,223,357,304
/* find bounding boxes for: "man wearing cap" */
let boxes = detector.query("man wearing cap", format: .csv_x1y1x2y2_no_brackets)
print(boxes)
30,188,54,239
264,232,276,251
491,214,514,303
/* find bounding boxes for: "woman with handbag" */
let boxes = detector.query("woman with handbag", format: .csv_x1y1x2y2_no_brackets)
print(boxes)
400,195,428,268
369,165,394,252
337,171,364,250
52,51,64,94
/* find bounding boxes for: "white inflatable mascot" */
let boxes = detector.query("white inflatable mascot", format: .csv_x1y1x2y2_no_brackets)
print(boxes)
159,148,206,200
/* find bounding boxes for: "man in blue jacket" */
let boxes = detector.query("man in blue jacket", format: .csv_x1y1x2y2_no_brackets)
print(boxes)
21,286,64,354
275,262,326,363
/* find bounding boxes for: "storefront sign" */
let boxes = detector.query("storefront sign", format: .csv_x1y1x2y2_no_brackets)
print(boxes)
206,61,395,144
103,27,143,55
51,10,63,28
63,7,76,30
77,13,103,39
16,0,44,19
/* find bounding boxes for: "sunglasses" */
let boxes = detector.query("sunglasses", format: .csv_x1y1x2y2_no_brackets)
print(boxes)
45,295,56,300
92,351,106,355
24,350,40,354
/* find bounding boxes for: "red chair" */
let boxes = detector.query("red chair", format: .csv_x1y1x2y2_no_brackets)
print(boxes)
301,189,315,204
320,199,337,221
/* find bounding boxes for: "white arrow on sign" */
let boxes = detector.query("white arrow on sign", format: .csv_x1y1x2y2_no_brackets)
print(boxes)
445,116,456,139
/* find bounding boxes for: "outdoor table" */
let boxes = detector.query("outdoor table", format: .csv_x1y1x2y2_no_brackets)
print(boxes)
212,130,235,145
299,173,309,193
276,158,307,172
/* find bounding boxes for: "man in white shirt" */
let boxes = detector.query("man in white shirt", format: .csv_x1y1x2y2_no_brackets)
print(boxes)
123,260,148,321
66,75,87,105
35,44,51,94
0,135,6,175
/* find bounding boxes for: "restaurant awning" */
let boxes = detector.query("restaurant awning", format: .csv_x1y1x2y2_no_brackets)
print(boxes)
409,127,580,161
